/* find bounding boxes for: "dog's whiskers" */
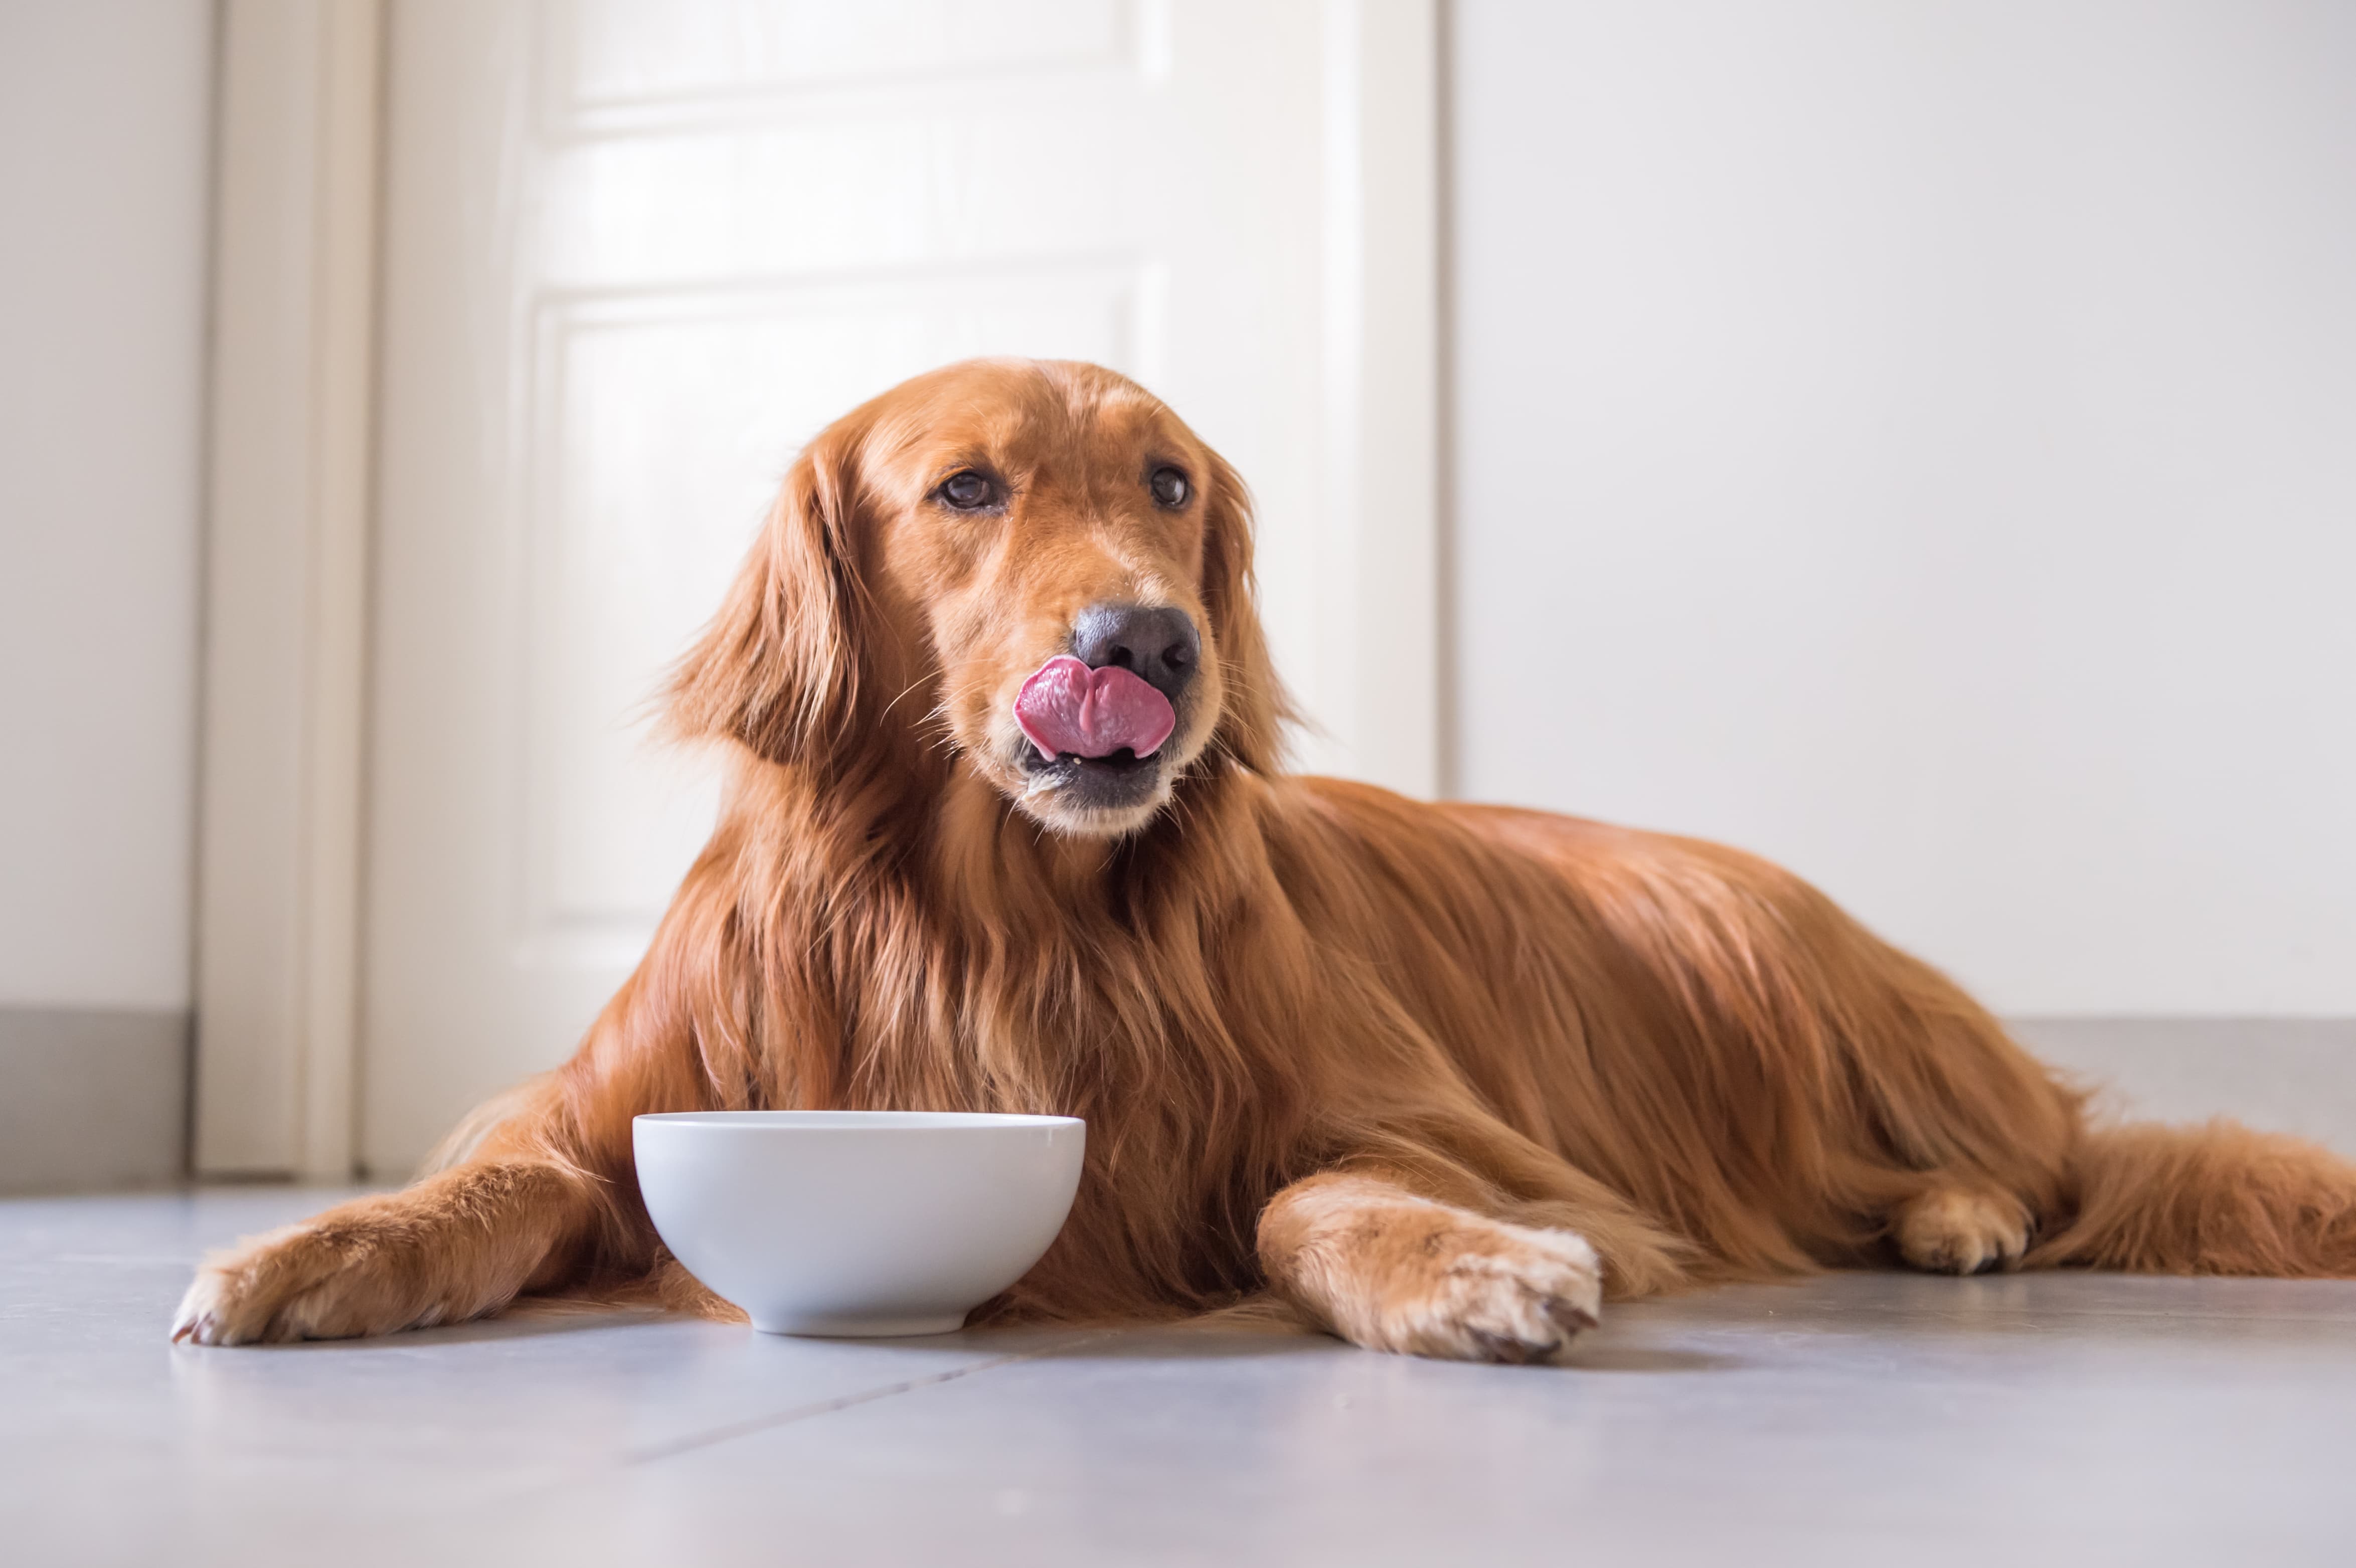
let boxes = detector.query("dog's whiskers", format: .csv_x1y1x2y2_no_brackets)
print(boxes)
876,676,932,726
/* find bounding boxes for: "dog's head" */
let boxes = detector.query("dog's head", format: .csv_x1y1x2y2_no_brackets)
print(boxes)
670,359,1286,836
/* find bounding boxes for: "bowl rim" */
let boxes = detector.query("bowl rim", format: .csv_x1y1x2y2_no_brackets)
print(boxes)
633,1110,1083,1132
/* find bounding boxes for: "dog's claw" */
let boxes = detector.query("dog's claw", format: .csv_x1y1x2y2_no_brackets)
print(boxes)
1468,1327,1551,1365
1544,1297,1600,1338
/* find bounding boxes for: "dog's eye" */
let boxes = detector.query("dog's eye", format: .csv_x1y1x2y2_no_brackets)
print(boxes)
937,470,995,510
1149,466,1190,508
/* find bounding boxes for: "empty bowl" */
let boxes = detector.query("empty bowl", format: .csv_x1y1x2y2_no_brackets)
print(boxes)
632,1111,1086,1337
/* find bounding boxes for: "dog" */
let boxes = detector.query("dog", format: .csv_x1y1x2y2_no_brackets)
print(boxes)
175,359,2356,1358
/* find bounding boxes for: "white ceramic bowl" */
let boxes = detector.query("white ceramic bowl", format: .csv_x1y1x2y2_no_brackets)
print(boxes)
632,1110,1086,1337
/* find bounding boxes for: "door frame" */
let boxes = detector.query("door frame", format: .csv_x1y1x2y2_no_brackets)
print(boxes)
194,0,383,1178
193,0,1438,1179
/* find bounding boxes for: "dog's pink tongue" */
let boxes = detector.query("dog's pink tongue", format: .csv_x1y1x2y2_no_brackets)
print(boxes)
1015,655,1177,761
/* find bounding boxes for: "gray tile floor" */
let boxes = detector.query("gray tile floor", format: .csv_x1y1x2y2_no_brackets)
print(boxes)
6,1187,2353,1567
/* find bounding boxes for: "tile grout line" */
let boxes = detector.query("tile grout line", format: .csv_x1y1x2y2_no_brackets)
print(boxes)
622,1328,1125,1466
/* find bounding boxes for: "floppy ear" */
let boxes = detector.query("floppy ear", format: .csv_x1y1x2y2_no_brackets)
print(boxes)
667,425,869,767
1198,449,1294,775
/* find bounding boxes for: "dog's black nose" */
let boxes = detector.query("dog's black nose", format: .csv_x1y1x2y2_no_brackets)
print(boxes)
1071,603,1199,701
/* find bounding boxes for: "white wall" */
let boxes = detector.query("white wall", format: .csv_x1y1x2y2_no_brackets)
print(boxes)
0,0,214,1010
1449,0,2356,1016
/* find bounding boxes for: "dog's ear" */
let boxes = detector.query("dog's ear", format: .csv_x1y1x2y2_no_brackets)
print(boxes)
1198,449,1293,775
668,424,869,767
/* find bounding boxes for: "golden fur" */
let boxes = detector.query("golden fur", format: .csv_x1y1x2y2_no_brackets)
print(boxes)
176,360,2356,1359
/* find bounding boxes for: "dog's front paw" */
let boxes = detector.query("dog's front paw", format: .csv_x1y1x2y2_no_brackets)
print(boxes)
1393,1218,1602,1363
1344,1210,1603,1365
172,1219,435,1345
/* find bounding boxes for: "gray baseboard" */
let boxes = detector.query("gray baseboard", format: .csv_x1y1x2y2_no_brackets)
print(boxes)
2009,1017,2356,1159
0,1007,190,1194
1,1009,2345,1193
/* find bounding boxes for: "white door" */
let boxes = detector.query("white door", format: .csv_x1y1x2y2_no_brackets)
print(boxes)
362,0,1434,1172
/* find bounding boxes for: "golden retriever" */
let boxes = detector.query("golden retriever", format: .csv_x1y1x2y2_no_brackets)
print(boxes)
175,359,2356,1358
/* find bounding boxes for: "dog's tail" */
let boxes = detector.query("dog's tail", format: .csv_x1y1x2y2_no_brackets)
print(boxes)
2028,1119,2356,1277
